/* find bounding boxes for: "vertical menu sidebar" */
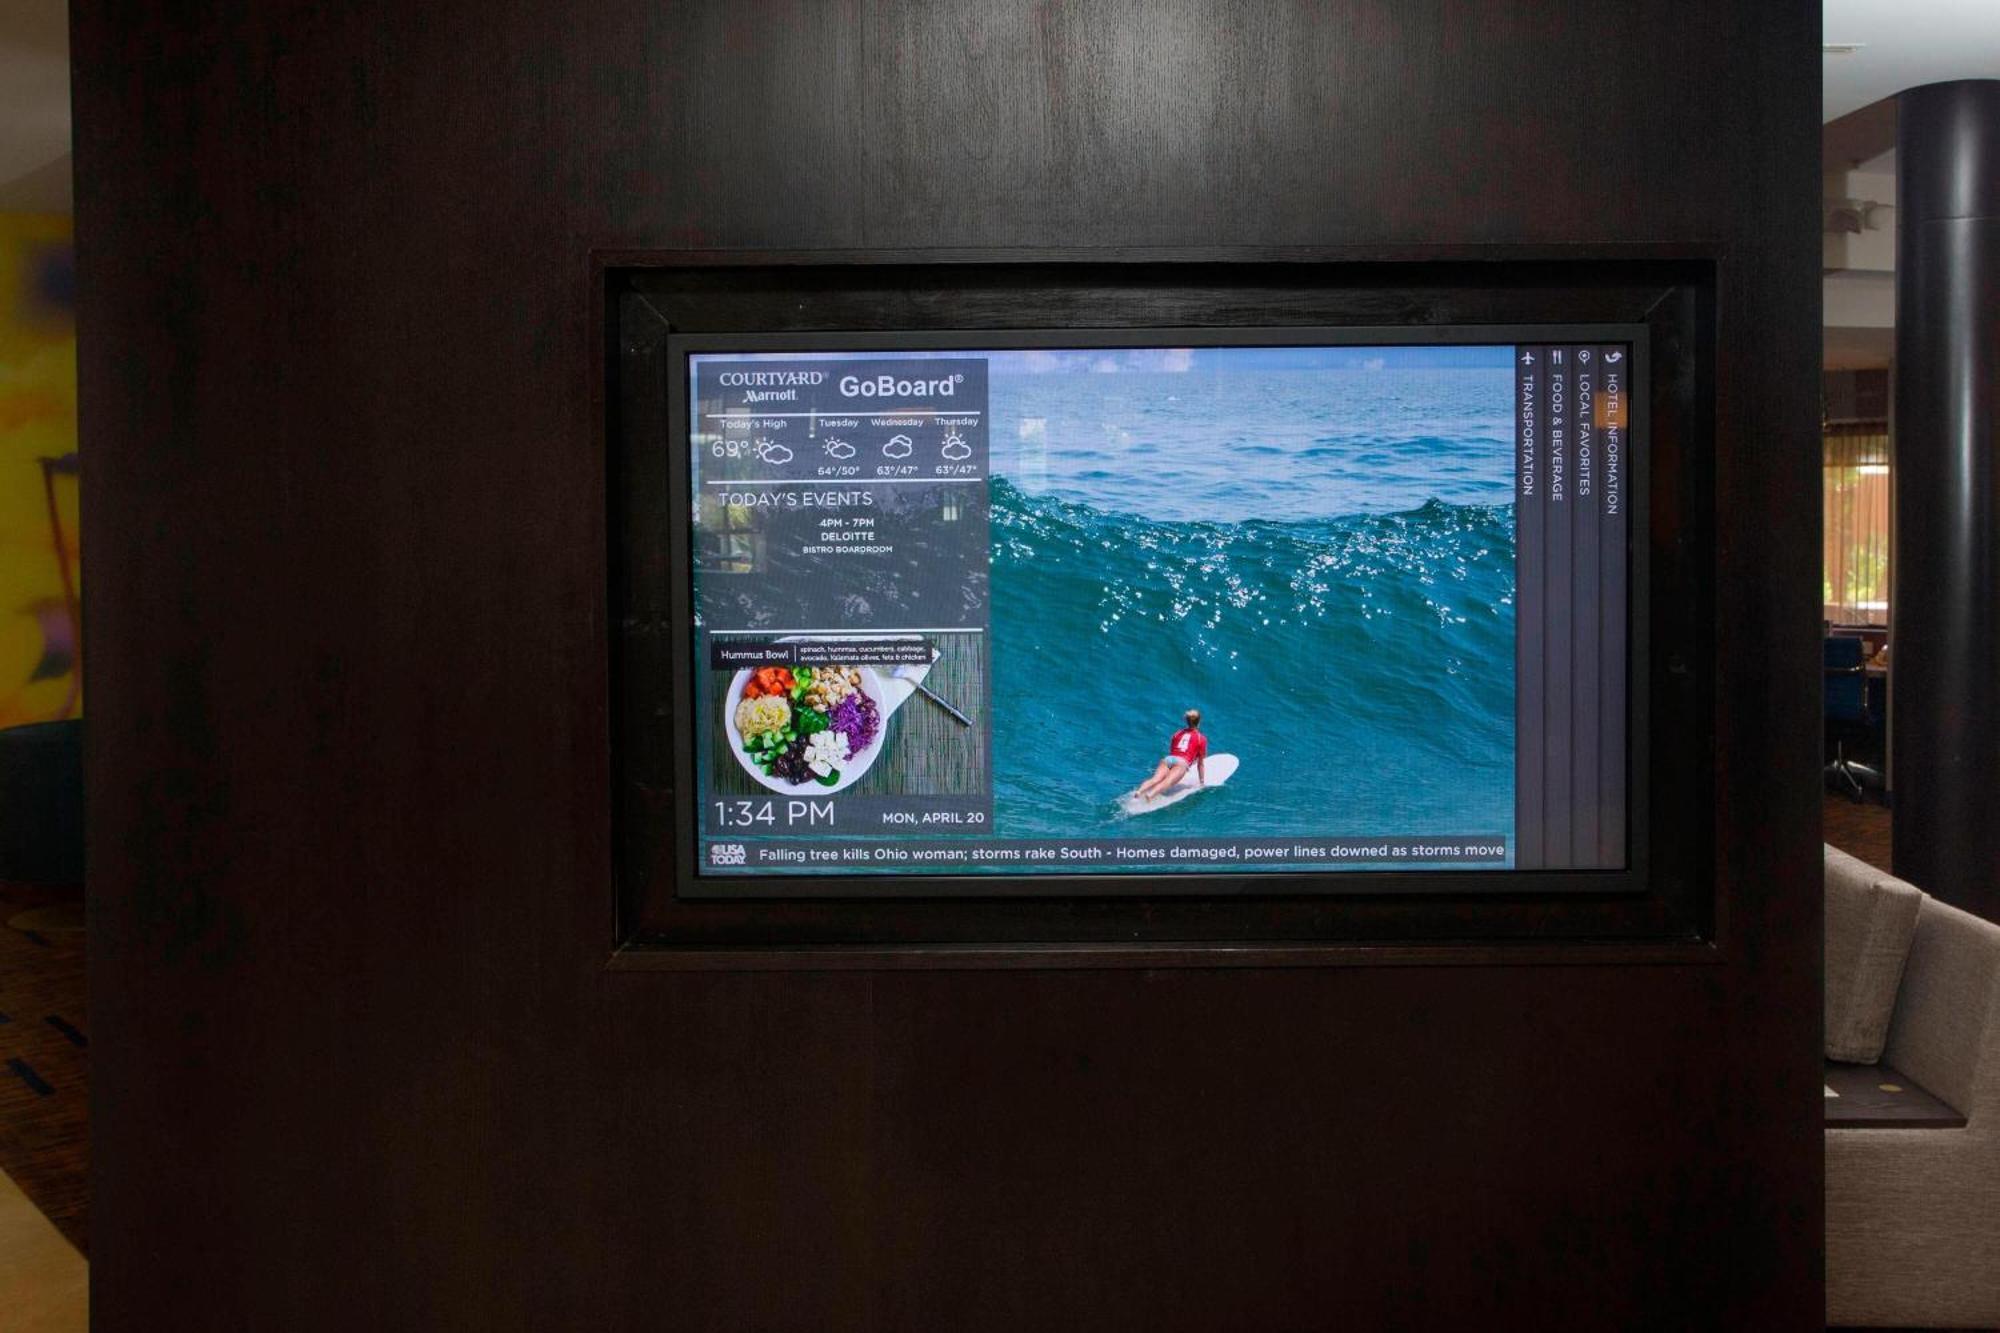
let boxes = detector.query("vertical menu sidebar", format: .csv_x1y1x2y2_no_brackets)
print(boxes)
1513,342,1630,870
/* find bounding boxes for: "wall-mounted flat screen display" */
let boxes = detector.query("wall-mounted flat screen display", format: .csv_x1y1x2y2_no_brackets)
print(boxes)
676,331,1642,890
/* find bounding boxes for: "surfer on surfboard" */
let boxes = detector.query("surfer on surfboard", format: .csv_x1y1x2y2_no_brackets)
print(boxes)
1135,709,1208,802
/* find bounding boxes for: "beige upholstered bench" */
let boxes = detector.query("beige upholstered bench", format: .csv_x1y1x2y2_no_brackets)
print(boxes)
1824,845,2000,1328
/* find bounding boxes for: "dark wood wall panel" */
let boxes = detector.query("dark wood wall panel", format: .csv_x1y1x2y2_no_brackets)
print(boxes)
73,1,1822,1327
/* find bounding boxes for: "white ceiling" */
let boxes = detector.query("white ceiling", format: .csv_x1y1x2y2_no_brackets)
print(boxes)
0,0,69,212
1825,0,2000,121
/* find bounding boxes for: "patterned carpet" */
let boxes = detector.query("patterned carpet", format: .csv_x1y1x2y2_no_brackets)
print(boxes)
0,882,86,1253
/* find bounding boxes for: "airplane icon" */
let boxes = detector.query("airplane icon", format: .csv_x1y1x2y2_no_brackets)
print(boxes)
1521,351,1536,364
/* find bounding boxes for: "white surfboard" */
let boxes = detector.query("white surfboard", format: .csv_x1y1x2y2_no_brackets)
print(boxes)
1120,753,1240,815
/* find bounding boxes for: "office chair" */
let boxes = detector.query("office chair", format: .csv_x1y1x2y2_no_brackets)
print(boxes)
1824,635,1881,801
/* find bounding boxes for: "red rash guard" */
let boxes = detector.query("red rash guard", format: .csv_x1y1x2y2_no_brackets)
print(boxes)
1169,728,1207,764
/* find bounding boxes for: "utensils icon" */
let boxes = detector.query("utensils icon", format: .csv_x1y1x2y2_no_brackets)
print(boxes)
892,646,971,727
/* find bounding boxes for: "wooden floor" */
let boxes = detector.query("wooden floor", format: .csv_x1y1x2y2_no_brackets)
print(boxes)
0,884,87,1254
1823,792,1892,874
0,1165,85,1332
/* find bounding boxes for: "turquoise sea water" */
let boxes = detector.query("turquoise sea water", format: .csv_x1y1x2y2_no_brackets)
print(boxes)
985,364,1517,846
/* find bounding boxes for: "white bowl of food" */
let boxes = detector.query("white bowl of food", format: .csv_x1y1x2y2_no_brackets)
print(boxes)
722,662,889,796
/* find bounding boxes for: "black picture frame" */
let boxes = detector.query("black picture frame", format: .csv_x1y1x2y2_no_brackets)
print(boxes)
667,324,1649,899
604,253,1714,968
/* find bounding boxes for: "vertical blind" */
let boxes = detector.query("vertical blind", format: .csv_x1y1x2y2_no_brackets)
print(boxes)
1824,426,1891,626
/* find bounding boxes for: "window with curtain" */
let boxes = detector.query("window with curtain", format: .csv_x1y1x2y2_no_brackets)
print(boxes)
1824,425,1891,626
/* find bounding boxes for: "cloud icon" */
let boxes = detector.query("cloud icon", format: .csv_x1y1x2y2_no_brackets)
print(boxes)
882,434,914,459
754,442,794,464
940,430,971,462
823,439,855,459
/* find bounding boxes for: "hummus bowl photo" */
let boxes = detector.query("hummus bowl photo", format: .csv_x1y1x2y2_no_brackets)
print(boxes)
722,662,889,796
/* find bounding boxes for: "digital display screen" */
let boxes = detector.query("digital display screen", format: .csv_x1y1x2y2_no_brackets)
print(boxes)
682,335,1636,888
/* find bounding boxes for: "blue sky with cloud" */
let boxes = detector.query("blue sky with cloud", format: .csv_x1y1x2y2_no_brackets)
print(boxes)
986,344,1512,374
694,343,1517,374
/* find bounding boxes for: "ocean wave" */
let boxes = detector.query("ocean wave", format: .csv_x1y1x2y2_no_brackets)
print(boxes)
988,477,1517,840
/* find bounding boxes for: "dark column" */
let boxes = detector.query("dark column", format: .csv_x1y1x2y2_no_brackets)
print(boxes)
1892,80,2000,917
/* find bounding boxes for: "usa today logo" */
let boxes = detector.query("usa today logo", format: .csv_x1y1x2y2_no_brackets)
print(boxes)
838,372,964,398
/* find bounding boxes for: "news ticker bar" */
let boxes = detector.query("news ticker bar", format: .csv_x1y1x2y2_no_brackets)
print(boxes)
702,834,1508,872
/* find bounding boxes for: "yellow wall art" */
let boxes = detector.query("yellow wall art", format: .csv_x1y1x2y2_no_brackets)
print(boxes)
0,214,79,726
